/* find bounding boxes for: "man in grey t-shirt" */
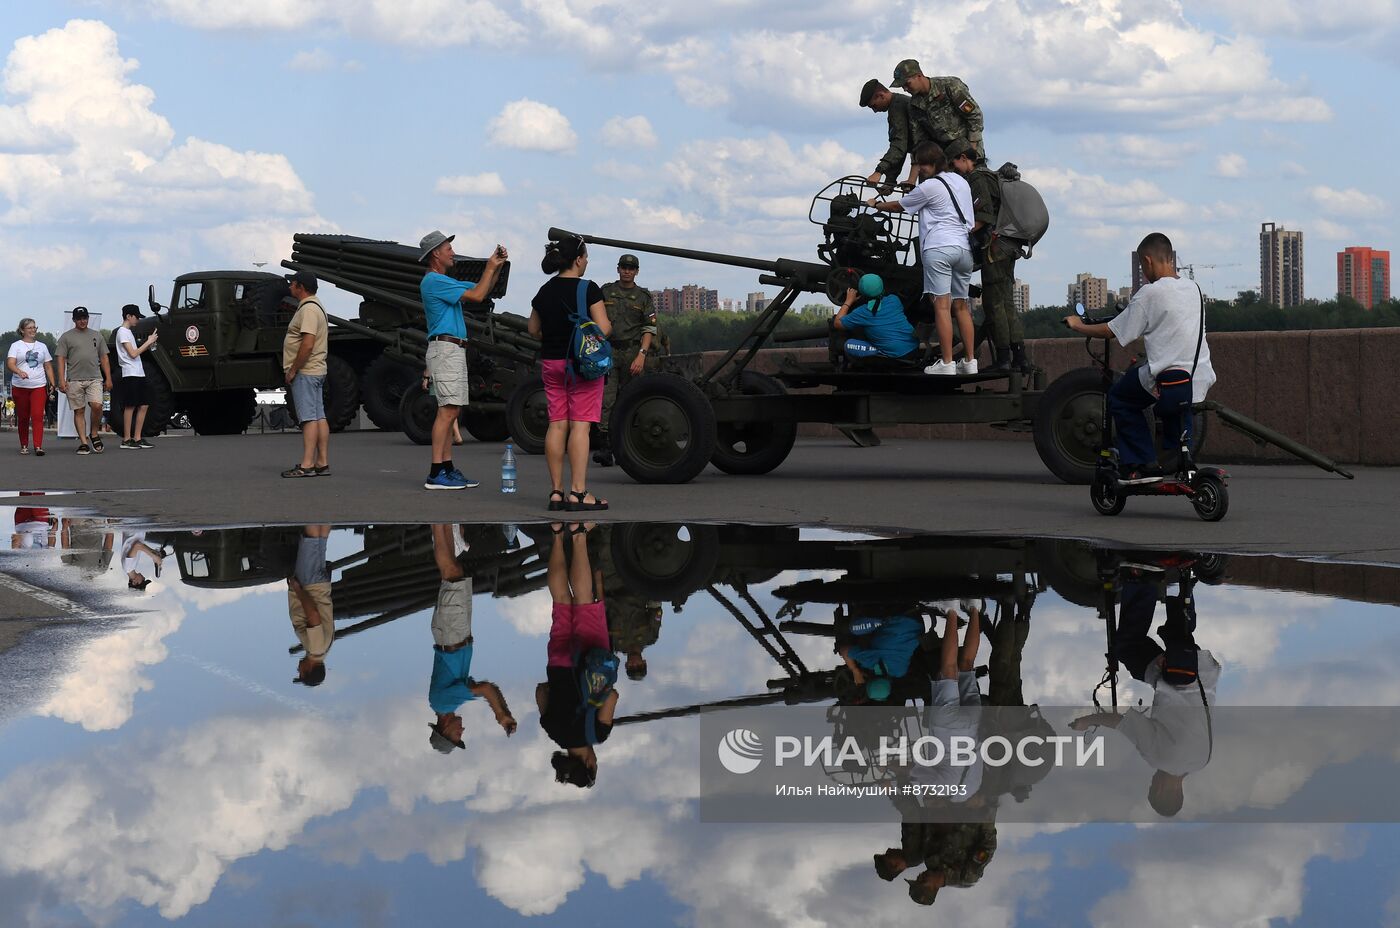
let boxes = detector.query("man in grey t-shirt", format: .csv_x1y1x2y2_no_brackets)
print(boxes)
55,307,113,454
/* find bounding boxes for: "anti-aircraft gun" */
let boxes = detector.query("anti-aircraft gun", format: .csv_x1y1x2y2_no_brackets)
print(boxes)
528,176,1353,486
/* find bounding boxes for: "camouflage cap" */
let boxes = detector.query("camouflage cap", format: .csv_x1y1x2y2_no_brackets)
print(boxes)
618,254,640,269
859,78,887,107
890,59,922,89
944,138,975,162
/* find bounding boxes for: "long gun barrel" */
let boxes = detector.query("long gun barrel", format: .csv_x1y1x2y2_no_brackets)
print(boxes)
548,226,834,294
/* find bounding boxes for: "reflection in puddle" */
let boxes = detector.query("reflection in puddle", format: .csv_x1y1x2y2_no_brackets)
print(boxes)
1,517,1399,925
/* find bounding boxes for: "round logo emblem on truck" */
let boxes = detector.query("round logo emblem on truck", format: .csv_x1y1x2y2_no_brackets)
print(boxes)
185,325,199,343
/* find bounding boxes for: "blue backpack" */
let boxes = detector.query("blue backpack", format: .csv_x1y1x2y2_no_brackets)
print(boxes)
576,646,618,745
569,279,612,380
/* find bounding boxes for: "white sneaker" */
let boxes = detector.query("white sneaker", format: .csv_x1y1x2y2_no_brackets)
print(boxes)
956,358,979,375
924,359,958,376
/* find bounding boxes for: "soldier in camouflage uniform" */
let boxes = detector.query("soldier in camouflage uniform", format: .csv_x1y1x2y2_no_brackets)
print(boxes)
860,79,913,187
946,138,1027,373
589,525,664,679
594,253,660,467
874,810,998,904
890,59,984,185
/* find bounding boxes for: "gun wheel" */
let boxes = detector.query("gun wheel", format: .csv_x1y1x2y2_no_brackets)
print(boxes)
612,374,717,484
711,371,796,476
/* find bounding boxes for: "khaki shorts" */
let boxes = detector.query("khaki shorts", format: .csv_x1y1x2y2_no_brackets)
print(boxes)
426,341,470,407
66,379,102,407
431,578,474,648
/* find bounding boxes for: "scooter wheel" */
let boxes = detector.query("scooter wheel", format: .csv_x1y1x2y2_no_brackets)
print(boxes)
1091,474,1125,516
1192,474,1229,522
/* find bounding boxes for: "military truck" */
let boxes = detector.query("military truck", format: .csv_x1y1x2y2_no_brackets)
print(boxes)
109,235,532,440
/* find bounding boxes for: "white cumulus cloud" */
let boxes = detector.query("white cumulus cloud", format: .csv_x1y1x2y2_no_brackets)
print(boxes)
600,115,658,150
1214,153,1247,177
1309,185,1386,218
488,98,577,152
435,171,508,196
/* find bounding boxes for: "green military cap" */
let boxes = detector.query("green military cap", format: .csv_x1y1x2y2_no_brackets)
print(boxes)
859,78,886,107
618,254,640,269
944,138,975,162
891,59,922,89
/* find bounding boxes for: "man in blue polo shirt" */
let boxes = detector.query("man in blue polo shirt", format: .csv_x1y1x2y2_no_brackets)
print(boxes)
417,230,509,490
428,524,517,753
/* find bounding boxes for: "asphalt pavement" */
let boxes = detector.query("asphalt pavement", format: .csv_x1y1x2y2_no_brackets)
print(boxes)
2,428,1393,565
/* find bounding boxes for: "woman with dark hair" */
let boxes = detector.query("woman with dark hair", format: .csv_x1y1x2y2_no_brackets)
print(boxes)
528,235,612,512
535,522,617,789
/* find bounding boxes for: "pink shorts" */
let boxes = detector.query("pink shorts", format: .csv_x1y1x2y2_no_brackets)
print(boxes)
548,600,609,667
541,358,605,423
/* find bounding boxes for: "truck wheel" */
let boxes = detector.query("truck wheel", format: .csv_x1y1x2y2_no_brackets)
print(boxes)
187,388,256,435
610,522,720,601
322,354,361,432
398,382,435,445
142,364,176,437
461,407,510,443
1032,367,1105,485
711,371,796,475
505,374,549,455
361,354,418,432
611,373,717,484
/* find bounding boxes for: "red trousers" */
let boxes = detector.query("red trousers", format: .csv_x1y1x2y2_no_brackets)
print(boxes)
13,386,45,449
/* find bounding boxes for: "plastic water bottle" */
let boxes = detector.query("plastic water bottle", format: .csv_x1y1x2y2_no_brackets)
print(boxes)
500,443,517,494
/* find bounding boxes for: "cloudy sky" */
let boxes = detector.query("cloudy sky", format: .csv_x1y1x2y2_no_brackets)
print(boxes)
0,1,1395,333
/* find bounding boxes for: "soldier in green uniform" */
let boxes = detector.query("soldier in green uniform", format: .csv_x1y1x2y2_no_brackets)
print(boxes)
890,59,984,185
946,138,1027,373
874,811,998,904
589,526,663,680
595,253,660,467
860,79,912,188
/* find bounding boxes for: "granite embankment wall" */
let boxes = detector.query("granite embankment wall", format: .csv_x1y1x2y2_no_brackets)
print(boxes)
695,328,1400,465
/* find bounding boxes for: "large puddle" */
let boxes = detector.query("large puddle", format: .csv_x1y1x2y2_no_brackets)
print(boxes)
3,507,1400,925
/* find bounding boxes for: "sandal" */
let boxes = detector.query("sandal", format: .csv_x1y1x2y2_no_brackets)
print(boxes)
567,490,608,512
281,465,316,478
314,465,331,476
547,489,567,511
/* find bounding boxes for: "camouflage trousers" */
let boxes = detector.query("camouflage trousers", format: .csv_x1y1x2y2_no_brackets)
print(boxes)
980,249,1022,349
599,345,659,437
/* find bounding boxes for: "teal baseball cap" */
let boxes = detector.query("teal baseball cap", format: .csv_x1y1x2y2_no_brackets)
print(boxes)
858,274,884,300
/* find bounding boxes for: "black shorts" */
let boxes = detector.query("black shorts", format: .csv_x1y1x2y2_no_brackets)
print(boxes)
120,375,150,407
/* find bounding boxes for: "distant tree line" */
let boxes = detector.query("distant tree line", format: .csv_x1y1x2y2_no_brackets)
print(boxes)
1021,295,1400,340
659,305,835,354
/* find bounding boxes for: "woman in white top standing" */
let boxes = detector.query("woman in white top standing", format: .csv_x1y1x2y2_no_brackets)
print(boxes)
114,303,158,449
866,141,979,376
6,317,54,455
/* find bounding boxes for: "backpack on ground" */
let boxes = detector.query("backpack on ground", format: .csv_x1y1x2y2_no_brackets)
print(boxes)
988,163,1049,259
569,280,612,380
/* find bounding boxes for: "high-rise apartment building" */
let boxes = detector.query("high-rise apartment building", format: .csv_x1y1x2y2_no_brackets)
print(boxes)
679,284,719,313
1012,280,1031,313
1067,273,1109,311
1260,222,1305,307
650,288,683,316
1337,246,1391,309
746,291,771,313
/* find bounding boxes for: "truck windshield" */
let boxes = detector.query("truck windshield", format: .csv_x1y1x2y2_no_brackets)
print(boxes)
175,283,205,311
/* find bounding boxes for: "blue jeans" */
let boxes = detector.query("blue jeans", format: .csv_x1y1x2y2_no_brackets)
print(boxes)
290,373,326,424
1108,364,1192,468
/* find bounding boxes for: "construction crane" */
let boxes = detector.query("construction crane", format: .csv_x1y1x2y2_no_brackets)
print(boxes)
1179,262,1241,282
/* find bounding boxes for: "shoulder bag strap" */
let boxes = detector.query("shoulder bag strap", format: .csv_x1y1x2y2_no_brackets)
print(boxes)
1191,283,1205,381
934,175,970,226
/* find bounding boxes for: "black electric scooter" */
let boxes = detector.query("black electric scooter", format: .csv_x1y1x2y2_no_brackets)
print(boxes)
1069,302,1230,522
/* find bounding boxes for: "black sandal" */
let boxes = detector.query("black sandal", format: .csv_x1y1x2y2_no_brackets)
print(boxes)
547,489,567,511
567,490,608,512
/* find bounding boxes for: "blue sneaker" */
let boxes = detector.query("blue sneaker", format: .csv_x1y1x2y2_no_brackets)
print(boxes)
447,467,480,489
424,470,468,491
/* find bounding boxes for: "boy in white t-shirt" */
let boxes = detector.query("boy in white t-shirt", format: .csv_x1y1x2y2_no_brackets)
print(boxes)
115,304,159,449
1065,233,1216,484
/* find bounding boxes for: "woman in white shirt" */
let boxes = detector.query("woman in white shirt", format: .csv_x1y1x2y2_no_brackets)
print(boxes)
866,142,979,376
6,317,54,455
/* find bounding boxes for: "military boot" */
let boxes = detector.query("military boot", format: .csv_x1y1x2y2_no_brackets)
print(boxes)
1010,342,1030,372
592,442,615,467
986,344,1012,373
